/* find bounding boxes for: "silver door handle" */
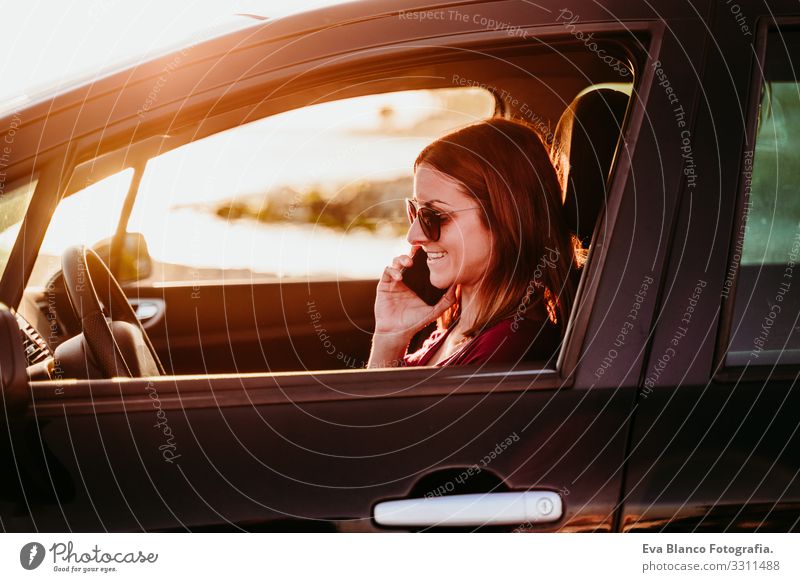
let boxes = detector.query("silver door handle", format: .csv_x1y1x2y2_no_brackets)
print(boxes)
373,491,562,527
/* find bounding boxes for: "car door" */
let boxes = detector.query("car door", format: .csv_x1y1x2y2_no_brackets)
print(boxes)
2,1,708,532
620,2,800,532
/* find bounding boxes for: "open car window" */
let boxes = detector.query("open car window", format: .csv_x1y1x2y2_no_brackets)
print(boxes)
127,88,496,282
28,169,133,288
20,33,635,378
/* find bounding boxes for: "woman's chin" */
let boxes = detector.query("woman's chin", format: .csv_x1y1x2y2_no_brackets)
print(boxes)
428,273,452,290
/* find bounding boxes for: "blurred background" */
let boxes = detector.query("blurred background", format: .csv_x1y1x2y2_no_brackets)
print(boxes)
0,1,497,286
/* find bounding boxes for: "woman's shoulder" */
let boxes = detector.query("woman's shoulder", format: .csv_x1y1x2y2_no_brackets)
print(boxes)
478,315,560,346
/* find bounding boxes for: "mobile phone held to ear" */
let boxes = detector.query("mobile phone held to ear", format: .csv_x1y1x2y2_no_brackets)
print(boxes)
401,248,446,306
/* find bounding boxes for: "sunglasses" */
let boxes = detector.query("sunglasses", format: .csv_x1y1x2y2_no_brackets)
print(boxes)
405,198,481,242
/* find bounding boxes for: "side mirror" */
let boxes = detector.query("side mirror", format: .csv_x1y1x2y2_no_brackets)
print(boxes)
92,232,153,284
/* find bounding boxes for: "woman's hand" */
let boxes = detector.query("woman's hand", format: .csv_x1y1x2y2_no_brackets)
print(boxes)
367,247,456,368
373,246,457,343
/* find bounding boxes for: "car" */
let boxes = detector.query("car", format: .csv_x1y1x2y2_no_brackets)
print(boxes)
0,0,798,532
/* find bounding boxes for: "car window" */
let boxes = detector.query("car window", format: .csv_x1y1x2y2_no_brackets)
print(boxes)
725,28,800,367
0,178,37,280
27,169,133,288
125,88,495,283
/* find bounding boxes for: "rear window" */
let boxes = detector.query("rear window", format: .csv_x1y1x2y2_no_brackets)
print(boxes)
725,28,800,367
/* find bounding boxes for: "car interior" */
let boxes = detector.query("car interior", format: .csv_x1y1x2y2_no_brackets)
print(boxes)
13,36,635,381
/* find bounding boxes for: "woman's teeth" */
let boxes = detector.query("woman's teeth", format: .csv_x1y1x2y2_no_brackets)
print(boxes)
427,251,447,261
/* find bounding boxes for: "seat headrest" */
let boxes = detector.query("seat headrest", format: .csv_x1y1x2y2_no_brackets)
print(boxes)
553,88,629,246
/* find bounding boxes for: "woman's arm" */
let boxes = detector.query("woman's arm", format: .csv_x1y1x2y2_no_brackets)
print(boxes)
367,332,412,368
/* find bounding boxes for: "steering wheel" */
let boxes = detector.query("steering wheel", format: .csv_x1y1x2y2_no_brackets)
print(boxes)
61,245,165,378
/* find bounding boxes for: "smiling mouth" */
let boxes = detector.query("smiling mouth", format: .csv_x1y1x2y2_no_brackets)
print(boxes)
427,251,447,261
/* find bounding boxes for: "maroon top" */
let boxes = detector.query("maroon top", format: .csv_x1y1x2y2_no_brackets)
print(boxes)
402,315,561,367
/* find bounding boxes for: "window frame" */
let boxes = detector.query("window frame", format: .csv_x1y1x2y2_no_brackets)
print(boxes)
716,17,800,382
19,24,650,390
0,175,39,279
0,146,73,308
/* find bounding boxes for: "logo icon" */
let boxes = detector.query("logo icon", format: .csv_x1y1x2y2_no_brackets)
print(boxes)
20,542,46,570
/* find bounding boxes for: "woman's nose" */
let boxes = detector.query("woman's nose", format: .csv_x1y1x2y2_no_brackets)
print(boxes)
406,216,429,245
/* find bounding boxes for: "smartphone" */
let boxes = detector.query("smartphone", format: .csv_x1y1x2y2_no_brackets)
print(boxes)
401,248,446,306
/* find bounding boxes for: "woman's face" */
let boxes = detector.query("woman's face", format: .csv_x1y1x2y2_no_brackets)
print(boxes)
407,163,493,290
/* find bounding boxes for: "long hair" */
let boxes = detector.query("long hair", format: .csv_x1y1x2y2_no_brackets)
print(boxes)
415,117,584,337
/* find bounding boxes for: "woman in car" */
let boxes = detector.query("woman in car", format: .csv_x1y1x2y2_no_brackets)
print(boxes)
367,117,584,368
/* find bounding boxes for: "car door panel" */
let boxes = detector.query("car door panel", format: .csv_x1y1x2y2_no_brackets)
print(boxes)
621,381,800,532
6,375,635,532
620,1,800,532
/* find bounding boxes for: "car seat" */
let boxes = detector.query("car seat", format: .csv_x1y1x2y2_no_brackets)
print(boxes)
552,87,629,248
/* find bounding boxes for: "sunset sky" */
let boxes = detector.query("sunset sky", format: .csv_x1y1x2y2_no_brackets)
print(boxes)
0,0,348,108
0,0,499,285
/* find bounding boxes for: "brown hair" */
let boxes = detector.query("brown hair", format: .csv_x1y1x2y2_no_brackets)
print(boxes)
415,117,584,337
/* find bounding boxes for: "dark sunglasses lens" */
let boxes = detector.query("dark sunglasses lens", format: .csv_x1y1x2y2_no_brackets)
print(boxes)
405,200,440,241
419,207,440,241
406,199,416,224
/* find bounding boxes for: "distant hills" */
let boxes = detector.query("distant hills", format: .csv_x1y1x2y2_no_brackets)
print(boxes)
211,175,413,236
